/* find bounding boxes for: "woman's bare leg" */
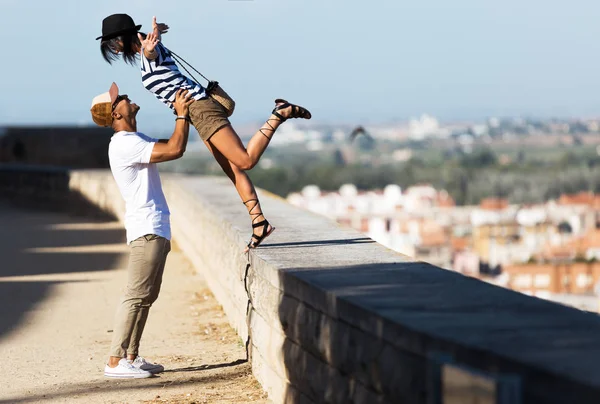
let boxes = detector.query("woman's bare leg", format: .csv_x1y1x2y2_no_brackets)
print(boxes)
203,101,310,249
207,118,280,171
203,138,256,202
208,100,310,170
203,139,273,241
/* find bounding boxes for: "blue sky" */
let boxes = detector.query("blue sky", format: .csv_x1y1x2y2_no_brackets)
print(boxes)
2,0,600,132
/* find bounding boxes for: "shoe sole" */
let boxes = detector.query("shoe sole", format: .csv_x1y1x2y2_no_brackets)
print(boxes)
104,372,152,379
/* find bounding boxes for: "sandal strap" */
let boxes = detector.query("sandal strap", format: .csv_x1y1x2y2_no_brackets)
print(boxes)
292,104,311,119
243,199,273,249
252,219,268,229
271,99,311,121
259,118,279,140
243,199,262,221
272,99,289,122
272,110,286,122
248,219,271,246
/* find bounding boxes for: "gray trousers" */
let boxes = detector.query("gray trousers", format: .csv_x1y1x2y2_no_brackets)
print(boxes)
109,234,171,358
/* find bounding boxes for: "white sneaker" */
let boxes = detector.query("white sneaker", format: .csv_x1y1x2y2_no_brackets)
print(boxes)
104,358,152,379
130,356,165,374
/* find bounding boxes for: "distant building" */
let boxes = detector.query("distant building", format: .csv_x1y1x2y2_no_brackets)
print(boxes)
287,183,456,268
501,262,600,298
471,198,521,267
287,185,600,310
408,114,443,140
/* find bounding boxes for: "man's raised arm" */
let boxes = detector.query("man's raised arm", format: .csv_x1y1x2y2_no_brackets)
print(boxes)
150,89,194,163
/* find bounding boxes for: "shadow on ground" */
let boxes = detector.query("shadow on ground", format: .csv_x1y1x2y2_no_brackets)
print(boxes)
164,358,247,373
263,237,375,249
0,359,252,404
0,202,126,340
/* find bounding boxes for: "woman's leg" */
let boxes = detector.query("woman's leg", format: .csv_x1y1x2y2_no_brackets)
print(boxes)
203,139,273,243
207,120,278,171
201,100,310,249
207,100,310,170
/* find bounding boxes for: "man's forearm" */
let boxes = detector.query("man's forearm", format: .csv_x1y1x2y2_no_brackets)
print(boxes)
166,119,190,156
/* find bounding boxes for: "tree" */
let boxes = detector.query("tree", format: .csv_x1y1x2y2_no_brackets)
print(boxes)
459,148,498,169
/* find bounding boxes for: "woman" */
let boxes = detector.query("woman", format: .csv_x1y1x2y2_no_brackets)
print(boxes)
97,14,311,251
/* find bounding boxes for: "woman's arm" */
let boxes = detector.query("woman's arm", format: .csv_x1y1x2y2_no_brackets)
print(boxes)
152,16,169,38
138,31,160,60
139,17,169,61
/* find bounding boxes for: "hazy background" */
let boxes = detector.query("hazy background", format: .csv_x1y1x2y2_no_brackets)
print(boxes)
2,0,600,133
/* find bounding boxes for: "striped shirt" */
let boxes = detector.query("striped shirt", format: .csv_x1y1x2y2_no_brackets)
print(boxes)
140,43,206,110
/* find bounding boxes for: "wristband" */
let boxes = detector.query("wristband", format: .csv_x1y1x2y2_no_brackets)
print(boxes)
176,116,191,123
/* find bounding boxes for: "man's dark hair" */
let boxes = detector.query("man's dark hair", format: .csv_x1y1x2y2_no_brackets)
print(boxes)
100,32,145,65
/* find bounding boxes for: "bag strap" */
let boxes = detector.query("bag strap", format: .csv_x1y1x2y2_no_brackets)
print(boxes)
169,49,211,87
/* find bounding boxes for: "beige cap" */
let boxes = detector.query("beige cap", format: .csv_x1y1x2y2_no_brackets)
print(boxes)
90,82,119,127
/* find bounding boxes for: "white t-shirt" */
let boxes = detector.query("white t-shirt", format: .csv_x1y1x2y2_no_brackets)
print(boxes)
108,131,171,244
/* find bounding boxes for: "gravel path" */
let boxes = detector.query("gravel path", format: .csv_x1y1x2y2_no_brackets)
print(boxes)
0,205,268,404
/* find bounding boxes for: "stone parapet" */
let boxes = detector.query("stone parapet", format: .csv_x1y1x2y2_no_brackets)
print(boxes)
5,168,600,404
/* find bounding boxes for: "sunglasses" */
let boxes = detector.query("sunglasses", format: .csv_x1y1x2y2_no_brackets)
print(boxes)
112,94,129,111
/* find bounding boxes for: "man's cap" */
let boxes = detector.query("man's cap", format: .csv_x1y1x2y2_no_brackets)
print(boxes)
96,14,142,41
90,82,119,127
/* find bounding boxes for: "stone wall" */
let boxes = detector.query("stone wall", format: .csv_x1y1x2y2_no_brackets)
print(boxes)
0,165,113,218
7,168,600,403
0,126,113,168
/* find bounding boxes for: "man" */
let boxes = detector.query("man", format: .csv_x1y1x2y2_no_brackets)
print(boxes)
90,82,194,378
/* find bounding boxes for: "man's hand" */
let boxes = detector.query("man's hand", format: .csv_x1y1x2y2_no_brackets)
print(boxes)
173,89,195,117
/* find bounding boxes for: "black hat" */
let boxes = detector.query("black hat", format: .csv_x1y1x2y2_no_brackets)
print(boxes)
96,14,142,41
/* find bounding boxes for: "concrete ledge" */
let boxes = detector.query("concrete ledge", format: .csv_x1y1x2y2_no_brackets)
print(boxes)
8,168,600,403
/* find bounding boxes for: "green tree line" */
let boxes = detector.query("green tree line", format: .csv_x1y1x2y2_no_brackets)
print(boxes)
164,147,600,206
247,148,600,205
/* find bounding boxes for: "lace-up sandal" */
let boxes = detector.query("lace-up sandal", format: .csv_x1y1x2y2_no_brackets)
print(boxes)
258,99,312,139
271,99,312,122
243,199,275,252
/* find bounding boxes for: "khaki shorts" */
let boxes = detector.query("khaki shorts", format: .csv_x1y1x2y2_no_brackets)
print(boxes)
189,97,231,142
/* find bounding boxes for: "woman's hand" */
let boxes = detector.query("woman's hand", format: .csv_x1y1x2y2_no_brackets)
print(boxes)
173,89,195,117
138,32,159,57
152,16,169,37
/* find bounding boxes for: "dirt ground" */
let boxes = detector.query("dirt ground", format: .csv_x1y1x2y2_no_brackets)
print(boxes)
0,204,269,404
